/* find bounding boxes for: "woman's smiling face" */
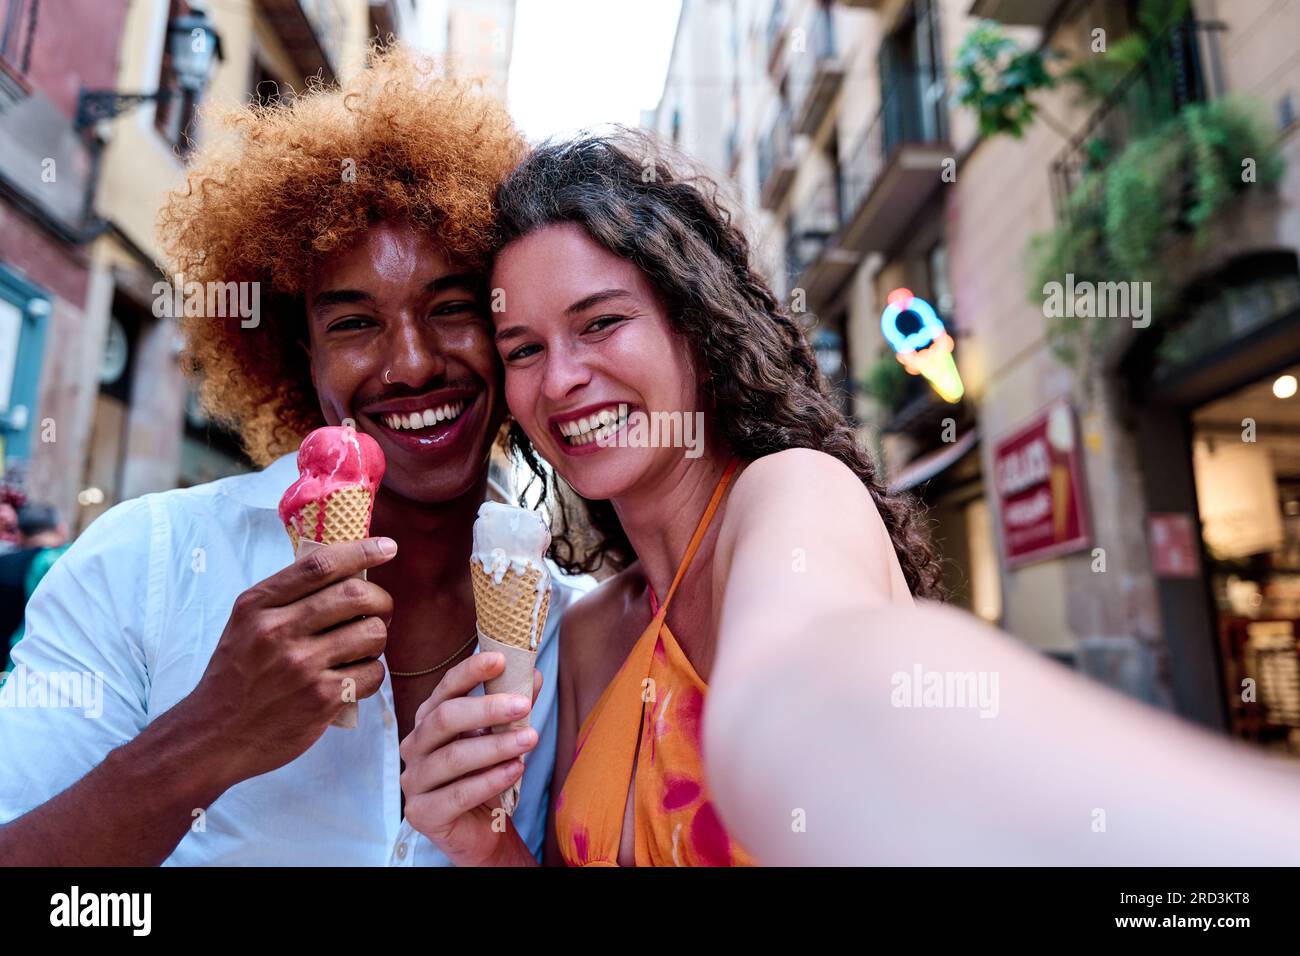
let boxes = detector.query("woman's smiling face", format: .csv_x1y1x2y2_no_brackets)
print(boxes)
491,223,702,501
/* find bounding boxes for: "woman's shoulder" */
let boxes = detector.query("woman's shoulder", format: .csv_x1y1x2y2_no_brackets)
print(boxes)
717,448,901,587
727,448,873,521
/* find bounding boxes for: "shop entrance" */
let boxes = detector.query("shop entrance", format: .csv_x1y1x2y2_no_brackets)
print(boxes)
1191,366,1300,754
1125,252,1300,743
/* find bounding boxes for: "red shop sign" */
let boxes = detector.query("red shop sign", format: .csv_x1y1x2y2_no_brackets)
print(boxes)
993,401,1092,567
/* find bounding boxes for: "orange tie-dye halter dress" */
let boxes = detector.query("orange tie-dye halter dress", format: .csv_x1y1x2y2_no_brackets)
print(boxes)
554,458,756,867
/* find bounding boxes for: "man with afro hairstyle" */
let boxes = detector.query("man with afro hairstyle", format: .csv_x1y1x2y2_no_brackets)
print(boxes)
0,46,591,866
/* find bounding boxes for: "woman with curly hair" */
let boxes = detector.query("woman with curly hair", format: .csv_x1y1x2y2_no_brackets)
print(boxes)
404,131,1300,867
402,130,928,867
0,46,594,867
492,132,927,867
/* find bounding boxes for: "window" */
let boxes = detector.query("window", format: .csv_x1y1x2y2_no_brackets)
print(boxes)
928,242,953,319
155,0,200,154
879,0,948,152
0,264,51,470
0,0,35,74
250,58,287,108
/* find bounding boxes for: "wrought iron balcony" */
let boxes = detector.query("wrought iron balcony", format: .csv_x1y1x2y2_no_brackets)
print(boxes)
786,179,860,308
1050,19,1226,220
967,0,1066,28
766,0,787,76
789,3,844,137
837,68,951,255
260,0,345,82
758,104,798,209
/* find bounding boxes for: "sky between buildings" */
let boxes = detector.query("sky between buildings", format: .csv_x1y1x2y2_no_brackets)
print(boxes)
507,0,683,142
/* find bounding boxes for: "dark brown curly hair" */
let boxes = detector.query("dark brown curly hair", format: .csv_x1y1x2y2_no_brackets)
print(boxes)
492,130,944,599
157,45,526,465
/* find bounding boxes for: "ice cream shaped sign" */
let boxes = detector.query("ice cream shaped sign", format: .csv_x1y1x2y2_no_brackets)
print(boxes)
880,288,965,403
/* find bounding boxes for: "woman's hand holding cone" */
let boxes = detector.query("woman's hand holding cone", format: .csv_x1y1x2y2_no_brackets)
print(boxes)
399,652,543,867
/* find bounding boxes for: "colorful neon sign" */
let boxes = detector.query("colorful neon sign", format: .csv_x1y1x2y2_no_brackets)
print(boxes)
879,288,964,403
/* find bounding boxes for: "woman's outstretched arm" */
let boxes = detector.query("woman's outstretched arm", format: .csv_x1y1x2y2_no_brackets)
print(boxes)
705,449,1300,864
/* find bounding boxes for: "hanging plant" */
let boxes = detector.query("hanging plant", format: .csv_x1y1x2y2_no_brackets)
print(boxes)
954,20,1058,139
1102,122,1184,276
862,350,909,413
1028,97,1284,367
1063,0,1191,109
1183,100,1283,229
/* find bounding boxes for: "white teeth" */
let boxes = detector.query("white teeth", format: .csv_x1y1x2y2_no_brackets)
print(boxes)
561,404,629,446
380,400,468,431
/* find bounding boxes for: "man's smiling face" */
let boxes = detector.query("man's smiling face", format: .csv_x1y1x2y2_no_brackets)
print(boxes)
304,219,505,503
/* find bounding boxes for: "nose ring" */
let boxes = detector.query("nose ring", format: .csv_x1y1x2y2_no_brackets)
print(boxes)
383,368,393,385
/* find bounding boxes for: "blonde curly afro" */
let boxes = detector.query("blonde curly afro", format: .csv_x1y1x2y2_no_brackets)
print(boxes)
158,45,526,466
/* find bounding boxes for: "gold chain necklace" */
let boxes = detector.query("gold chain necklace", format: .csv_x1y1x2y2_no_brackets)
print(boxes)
388,632,478,678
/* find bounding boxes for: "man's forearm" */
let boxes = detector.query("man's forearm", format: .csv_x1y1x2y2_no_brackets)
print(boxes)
0,696,237,866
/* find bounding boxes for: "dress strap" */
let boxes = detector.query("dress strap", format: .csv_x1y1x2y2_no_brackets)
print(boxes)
657,458,740,614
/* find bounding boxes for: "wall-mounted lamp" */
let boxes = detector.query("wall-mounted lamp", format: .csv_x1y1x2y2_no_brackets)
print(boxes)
75,11,223,131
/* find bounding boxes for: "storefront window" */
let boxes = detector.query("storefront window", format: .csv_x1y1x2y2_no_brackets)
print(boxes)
1193,363,1300,754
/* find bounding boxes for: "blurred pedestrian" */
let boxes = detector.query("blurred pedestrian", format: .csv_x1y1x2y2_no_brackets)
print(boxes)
0,484,27,555
0,503,70,670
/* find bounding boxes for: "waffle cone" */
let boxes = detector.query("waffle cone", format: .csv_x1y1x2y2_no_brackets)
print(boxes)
470,561,550,651
289,538,363,729
472,559,551,816
284,485,374,550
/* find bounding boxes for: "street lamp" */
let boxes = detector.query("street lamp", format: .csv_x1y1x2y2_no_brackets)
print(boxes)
75,10,223,130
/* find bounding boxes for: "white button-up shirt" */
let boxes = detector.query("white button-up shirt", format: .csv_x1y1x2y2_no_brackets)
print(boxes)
0,453,592,865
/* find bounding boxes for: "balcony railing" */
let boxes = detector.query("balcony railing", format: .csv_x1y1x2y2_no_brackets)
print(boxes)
839,67,950,229
766,0,787,74
789,4,843,136
261,0,345,81
967,0,1066,28
758,103,797,208
786,180,841,284
1049,19,1226,219
299,0,345,74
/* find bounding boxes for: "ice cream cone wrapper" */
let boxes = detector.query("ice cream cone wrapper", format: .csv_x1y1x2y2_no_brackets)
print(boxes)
478,632,537,815
470,560,551,815
293,537,361,730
